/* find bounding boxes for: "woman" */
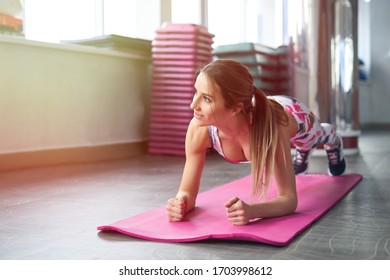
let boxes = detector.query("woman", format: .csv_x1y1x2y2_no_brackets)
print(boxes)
166,59,346,225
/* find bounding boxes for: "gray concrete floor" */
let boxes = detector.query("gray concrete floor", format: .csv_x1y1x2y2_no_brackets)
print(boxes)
0,128,389,260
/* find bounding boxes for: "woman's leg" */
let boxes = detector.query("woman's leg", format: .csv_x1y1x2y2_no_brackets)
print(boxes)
293,118,345,175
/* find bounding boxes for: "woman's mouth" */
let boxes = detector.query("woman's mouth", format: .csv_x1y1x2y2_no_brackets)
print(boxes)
193,112,202,119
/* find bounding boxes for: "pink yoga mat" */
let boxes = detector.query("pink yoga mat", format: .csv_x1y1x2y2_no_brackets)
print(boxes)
98,173,362,246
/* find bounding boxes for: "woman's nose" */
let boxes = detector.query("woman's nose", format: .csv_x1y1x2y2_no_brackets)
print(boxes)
190,94,199,110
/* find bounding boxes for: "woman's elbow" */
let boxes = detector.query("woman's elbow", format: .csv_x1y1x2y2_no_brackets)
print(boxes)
286,195,298,215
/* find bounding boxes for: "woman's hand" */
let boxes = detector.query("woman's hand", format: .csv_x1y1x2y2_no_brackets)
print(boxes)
166,195,188,222
224,197,252,225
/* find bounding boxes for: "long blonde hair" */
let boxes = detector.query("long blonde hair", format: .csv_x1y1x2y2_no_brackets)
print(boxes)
200,59,288,199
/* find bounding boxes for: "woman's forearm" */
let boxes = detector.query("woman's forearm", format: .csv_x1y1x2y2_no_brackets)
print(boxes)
248,195,298,219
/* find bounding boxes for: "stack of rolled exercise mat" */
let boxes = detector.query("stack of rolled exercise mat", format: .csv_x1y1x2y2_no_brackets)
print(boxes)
148,23,214,156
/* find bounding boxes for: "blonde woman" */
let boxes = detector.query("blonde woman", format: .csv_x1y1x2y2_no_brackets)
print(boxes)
166,59,346,225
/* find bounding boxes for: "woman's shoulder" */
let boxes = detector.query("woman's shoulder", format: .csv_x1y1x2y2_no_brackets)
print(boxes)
186,119,212,152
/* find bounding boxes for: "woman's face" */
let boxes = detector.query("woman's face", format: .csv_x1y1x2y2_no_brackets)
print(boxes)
190,72,236,127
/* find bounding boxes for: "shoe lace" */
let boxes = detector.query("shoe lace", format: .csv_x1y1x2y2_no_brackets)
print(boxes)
327,150,339,165
295,150,309,164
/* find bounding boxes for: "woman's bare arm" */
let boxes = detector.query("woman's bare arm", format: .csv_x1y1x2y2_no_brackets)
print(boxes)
225,124,297,225
166,119,210,221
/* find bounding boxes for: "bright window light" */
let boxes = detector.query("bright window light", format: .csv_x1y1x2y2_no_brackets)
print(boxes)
22,0,286,47
24,0,99,43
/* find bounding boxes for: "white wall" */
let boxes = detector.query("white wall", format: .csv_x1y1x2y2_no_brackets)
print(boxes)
0,36,151,155
368,0,390,125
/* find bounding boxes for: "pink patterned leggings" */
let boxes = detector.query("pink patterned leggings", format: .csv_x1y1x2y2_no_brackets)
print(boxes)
270,95,338,151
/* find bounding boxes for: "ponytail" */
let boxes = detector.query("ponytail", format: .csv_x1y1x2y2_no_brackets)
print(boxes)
250,88,288,199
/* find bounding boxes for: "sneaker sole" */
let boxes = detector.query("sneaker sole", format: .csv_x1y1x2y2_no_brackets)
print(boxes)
327,157,347,176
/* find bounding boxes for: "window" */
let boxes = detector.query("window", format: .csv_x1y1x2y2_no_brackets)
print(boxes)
103,0,160,40
171,0,201,24
171,0,285,48
207,0,244,47
22,0,286,48
24,0,100,43
23,0,161,43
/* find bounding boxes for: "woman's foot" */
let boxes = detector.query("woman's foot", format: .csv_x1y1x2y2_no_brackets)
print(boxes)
325,135,346,176
293,149,312,175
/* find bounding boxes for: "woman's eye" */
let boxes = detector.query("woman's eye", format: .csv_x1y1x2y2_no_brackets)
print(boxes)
193,91,211,103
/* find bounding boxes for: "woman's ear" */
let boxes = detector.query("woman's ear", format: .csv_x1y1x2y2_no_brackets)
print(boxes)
232,102,245,115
